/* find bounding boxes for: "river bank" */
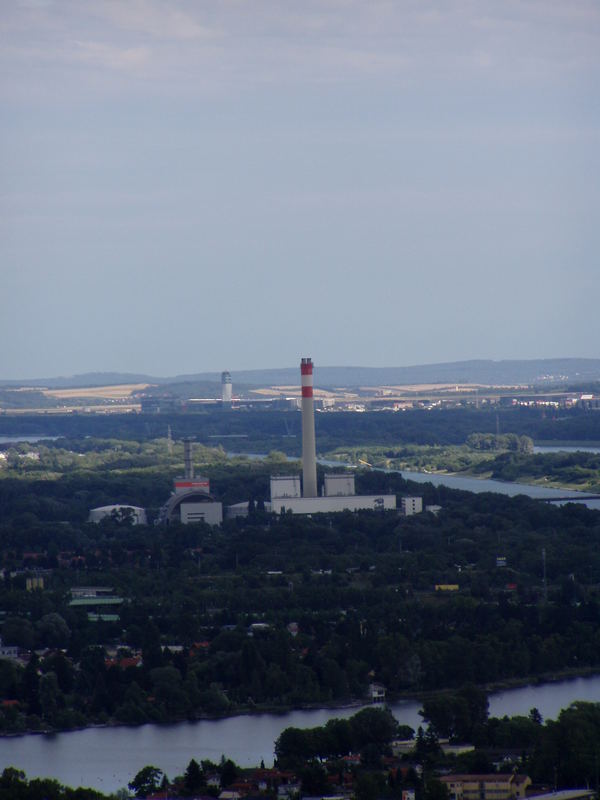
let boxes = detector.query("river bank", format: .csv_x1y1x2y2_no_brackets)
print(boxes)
407,464,596,495
2,664,598,741
322,453,600,500
2,674,599,793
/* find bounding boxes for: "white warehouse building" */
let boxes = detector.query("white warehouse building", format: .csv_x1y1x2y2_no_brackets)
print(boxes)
270,492,397,515
88,505,148,525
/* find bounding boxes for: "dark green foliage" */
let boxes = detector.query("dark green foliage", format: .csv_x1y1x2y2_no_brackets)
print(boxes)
128,765,164,798
3,404,600,453
0,767,108,799
298,761,328,795
183,759,203,795
275,707,398,766
528,701,600,787
420,685,489,741
424,778,450,800
0,430,600,733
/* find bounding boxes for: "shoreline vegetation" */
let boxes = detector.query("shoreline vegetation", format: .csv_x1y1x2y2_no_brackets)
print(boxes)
1,665,598,740
325,435,600,493
5,699,600,799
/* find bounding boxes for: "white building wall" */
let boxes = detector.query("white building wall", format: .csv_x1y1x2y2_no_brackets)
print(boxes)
226,501,250,518
270,475,302,499
88,505,147,525
270,495,396,514
180,501,223,526
324,474,355,497
401,496,423,516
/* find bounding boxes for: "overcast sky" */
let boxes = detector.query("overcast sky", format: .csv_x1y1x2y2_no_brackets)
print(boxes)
1,1,599,379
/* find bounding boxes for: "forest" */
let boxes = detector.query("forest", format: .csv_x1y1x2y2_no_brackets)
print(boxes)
0,435,599,734
2,404,600,453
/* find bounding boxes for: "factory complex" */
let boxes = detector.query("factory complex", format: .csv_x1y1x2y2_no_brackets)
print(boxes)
269,473,397,514
156,439,223,526
89,359,423,526
266,358,396,516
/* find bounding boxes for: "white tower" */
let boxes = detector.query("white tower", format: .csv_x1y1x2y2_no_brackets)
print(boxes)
301,357,317,498
221,371,232,405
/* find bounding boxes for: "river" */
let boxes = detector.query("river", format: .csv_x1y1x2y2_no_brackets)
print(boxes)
1,675,599,793
314,456,600,510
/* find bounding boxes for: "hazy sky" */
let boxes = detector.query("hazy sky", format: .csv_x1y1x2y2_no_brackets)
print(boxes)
2,1,599,379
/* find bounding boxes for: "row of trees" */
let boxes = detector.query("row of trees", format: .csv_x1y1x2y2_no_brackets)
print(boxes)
2,404,600,451
275,701,600,790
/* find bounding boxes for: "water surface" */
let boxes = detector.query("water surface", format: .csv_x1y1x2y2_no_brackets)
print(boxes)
1,675,598,793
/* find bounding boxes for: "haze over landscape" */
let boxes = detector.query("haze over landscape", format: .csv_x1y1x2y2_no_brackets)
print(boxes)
4,6,600,794
2,1,599,379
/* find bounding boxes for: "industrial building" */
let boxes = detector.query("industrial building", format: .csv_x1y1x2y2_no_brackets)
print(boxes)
88,505,148,525
157,439,223,526
268,358,397,515
440,774,531,800
401,496,423,516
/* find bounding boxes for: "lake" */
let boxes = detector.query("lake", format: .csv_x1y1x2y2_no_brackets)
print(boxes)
1,675,599,793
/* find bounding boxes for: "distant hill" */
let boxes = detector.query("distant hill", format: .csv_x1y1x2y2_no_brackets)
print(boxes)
3,359,600,391
208,359,600,388
0,372,159,389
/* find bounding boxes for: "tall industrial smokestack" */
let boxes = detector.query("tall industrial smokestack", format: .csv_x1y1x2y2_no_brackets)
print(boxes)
183,438,194,480
301,357,317,498
221,371,232,406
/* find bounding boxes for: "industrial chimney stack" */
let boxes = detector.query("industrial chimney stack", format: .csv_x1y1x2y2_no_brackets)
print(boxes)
301,357,317,497
183,438,194,480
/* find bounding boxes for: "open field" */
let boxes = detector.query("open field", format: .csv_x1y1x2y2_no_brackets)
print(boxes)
42,383,151,400
249,385,351,399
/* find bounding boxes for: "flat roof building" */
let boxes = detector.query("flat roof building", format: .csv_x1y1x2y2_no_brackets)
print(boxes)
88,505,147,525
324,474,355,497
401,496,423,516
270,494,396,515
270,476,302,500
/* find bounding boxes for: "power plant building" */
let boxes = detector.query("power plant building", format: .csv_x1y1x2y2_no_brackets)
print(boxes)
270,475,302,499
157,439,223,526
270,492,396,515
269,358,397,516
324,474,355,497
401,496,423,516
88,505,148,525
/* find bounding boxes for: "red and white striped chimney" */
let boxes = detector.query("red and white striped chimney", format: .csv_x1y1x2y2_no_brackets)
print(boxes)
301,357,317,498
